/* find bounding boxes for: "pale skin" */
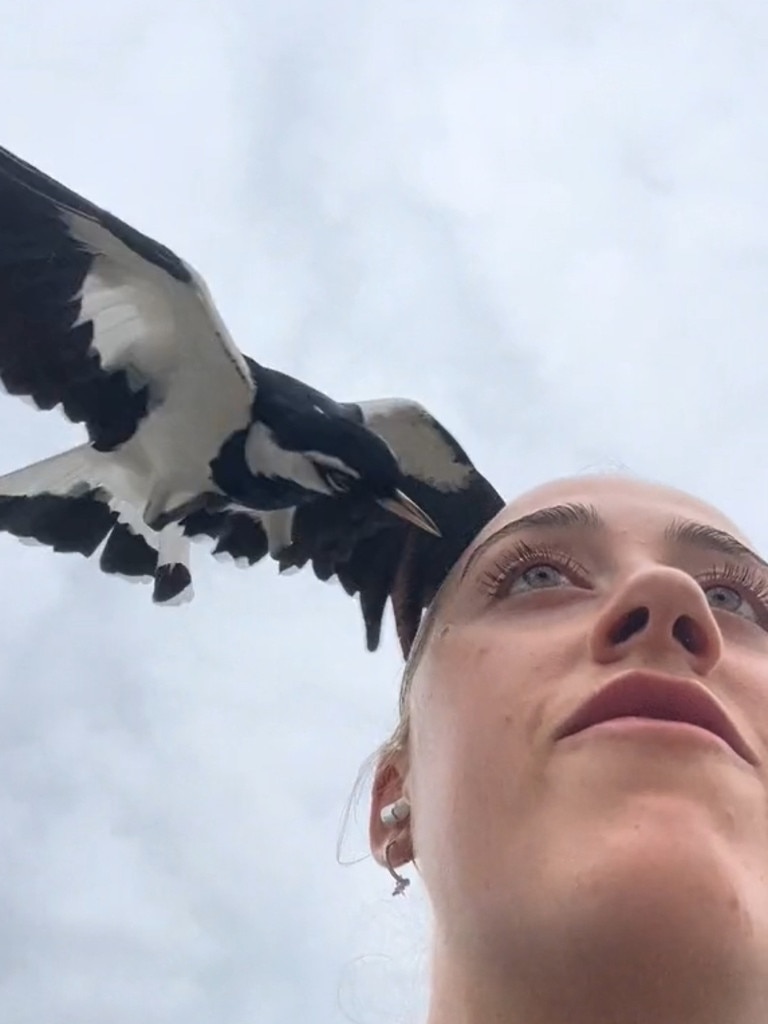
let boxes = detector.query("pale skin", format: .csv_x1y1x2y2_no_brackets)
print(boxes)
369,475,768,1024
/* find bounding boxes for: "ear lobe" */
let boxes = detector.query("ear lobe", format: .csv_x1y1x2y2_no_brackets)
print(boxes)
369,761,412,869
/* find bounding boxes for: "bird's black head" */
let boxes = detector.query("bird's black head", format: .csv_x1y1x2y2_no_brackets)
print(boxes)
310,414,399,494
251,365,440,534
305,417,443,536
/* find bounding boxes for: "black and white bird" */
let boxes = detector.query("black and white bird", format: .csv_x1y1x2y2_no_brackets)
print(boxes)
0,143,503,654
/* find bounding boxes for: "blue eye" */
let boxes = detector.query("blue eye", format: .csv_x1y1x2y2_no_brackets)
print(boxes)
697,563,768,628
512,564,570,591
705,584,743,614
478,542,589,600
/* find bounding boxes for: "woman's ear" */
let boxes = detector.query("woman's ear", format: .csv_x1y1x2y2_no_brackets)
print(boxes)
369,759,413,870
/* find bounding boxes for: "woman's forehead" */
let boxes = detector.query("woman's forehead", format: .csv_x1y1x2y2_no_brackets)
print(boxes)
474,475,749,548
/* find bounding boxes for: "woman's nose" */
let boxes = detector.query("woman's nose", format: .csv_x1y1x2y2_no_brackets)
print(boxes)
589,566,723,676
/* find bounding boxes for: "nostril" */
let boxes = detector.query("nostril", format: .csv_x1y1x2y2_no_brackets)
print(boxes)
672,614,704,654
608,606,649,645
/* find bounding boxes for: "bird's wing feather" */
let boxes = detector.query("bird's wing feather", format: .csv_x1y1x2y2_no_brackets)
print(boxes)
180,505,270,567
0,144,253,452
275,398,504,654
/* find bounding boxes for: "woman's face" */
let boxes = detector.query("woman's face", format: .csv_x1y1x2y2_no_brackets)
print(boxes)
383,475,768,1010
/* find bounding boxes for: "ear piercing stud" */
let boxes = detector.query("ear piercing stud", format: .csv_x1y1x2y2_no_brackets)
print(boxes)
380,797,410,826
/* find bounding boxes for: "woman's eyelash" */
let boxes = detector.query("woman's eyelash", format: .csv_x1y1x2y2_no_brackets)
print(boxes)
699,562,768,613
478,541,587,599
476,542,768,618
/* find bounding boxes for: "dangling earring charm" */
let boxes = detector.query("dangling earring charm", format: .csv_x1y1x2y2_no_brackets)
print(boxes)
384,838,410,896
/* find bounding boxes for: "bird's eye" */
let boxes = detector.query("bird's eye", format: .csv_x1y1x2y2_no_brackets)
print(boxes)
325,469,352,493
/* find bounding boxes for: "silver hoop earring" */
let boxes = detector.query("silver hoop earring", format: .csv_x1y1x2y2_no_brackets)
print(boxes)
384,839,410,897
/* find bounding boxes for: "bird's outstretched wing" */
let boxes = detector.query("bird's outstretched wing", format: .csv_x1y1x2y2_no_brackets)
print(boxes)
0,395,499,652
274,398,504,655
0,144,253,452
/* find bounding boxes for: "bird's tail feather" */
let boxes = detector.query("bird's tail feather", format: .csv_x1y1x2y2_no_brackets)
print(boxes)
0,445,192,604
0,443,98,497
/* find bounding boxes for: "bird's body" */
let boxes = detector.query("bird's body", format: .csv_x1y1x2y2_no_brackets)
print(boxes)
0,142,503,652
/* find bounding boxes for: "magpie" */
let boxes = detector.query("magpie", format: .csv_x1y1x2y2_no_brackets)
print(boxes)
0,143,503,654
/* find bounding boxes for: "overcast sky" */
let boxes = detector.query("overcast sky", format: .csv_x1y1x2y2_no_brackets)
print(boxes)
1,1,768,1021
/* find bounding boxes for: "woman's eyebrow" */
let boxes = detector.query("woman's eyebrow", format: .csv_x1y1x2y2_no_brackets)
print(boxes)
664,519,768,569
459,503,768,584
459,502,603,580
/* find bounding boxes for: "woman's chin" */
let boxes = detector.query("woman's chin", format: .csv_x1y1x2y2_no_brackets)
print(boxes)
445,791,768,1022
514,795,768,1013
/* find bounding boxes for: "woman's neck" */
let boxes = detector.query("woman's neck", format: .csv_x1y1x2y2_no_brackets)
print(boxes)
425,933,768,1024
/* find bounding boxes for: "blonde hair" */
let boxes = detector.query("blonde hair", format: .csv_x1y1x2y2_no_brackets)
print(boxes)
370,586,445,777
338,582,450,869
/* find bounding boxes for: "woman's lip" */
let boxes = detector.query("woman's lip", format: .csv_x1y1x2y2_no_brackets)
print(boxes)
561,714,748,759
555,670,760,767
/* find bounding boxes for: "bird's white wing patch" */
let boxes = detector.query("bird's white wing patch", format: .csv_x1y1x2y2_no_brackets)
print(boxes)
0,142,255,459
356,398,473,490
70,210,254,441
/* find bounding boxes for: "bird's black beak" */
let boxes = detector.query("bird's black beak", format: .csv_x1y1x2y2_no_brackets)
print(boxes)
377,489,441,536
